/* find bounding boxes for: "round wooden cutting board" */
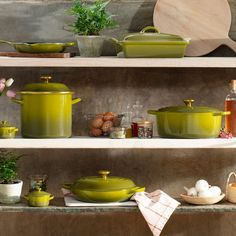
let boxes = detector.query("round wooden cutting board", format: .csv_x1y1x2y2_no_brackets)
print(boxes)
153,0,236,56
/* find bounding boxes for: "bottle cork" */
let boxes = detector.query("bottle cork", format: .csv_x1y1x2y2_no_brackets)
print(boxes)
230,80,236,90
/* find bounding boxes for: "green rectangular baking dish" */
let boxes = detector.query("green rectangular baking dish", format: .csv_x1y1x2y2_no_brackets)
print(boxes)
112,26,190,58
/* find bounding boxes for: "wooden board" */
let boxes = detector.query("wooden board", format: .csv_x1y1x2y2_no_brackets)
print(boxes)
0,52,76,58
153,0,236,56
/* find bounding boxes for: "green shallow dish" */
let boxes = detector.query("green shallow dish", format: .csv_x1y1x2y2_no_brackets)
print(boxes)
112,26,190,58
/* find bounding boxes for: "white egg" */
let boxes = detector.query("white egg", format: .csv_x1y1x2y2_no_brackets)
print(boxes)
209,186,221,197
195,179,209,192
184,186,197,196
198,190,212,197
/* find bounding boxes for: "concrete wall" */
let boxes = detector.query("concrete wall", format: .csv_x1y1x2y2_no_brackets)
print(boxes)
0,0,236,236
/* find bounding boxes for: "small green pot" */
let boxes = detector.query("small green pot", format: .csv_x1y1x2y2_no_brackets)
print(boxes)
0,121,18,139
63,170,145,203
148,99,230,139
24,187,54,207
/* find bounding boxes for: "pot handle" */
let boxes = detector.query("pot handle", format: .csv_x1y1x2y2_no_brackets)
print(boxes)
147,110,158,115
213,111,231,116
128,186,145,194
63,183,72,190
49,195,54,200
140,26,160,34
11,98,23,105
72,97,81,105
24,195,29,200
64,42,75,47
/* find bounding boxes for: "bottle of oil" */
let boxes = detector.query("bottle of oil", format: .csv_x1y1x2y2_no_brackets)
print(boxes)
131,101,144,137
225,80,236,136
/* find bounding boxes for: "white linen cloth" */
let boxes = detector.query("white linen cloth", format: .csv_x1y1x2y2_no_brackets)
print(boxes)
132,190,180,236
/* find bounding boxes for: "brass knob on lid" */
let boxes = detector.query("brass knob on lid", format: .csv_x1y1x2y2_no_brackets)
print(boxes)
98,170,110,180
40,76,52,84
184,99,194,107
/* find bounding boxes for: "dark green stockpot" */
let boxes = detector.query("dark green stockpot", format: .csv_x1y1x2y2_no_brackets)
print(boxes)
148,99,230,139
12,76,81,138
63,170,145,203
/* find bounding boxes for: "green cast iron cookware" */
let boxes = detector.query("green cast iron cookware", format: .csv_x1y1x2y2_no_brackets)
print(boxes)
148,99,230,139
24,187,54,207
0,40,75,53
0,121,18,139
112,26,190,58
63,170,145,203
12,76,81,138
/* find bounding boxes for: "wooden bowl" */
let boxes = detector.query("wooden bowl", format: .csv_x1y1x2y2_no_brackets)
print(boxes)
180,194,225,205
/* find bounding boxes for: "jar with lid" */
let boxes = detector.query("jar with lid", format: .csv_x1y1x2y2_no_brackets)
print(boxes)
137,121,153,138
131,101,144,137
225,80,236,136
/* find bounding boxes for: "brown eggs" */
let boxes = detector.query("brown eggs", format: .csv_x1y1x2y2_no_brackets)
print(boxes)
88,112,122,137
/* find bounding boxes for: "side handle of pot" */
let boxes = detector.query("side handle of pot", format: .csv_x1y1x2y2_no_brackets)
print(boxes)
72,97,81,105
63,183,72,190
147,110,158,115
24,195,29,200
49,195,54,201
110,38,123,53
11,98,23,105
213,111,231,116
128,186,145,195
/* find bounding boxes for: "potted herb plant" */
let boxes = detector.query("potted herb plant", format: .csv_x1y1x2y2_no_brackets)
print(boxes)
0,149,23,204
68,0,117,57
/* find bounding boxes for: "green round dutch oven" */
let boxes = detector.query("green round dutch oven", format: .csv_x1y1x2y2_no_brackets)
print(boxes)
12,76,81,138
148,99,230,139
63,170,145,203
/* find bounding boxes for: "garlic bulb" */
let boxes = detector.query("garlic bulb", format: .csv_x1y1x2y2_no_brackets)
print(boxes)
198,190,212,197
195,179,209,192
184,186,197,196
209,186,221,197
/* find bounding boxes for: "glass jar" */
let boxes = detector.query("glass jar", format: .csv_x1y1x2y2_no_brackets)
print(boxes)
110,127,126,139
28,174,48,192
137,121,153,138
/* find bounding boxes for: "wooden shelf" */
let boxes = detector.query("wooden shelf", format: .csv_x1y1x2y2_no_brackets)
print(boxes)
1,198,235,214
1,136,236,149
0,56,235,68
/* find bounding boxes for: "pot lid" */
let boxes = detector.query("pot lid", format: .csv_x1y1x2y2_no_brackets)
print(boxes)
0,120,15,128
73,170,136,191
27,187,51,197
158,99,222,113
123,26,185,42
22,76,70,92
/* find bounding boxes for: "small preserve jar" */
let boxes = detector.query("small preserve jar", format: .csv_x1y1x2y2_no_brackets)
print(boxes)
137,121,153,138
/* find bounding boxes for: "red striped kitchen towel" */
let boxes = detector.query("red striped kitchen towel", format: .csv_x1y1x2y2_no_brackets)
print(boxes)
132,190,180,236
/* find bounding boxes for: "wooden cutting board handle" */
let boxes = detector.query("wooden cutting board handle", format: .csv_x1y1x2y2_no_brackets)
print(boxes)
223,38,236,53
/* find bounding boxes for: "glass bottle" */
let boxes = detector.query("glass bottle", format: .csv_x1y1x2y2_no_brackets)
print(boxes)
121,104,132,138
131,101,144,137
225,80,236,136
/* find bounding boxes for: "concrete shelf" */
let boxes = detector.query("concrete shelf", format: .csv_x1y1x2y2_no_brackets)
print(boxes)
0,57,236,68
0,136,236,149
1,198,235,214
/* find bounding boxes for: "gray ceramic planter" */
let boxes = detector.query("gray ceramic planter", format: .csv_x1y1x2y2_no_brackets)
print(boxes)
76,35,104,57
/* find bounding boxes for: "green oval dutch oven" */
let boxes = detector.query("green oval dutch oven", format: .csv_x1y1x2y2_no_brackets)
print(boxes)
24,187,54,207
63,170,145,203
12,76,81,138
148,99,230,139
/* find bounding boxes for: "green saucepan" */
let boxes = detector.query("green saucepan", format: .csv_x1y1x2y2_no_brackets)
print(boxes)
0,40,75,53
63,170,145,203
12,76,81,138
111,26,190,58
148,99,230,139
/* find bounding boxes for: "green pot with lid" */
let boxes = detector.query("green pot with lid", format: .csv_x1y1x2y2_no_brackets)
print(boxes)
0,121,18,138
111,26,190,58
24,187,54,207
12,76,81,138
63,170,145,203
148,99,230,139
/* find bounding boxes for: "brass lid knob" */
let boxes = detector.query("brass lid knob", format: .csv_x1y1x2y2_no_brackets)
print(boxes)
40,76,52,84
98,170,110,180
184,99,194,107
